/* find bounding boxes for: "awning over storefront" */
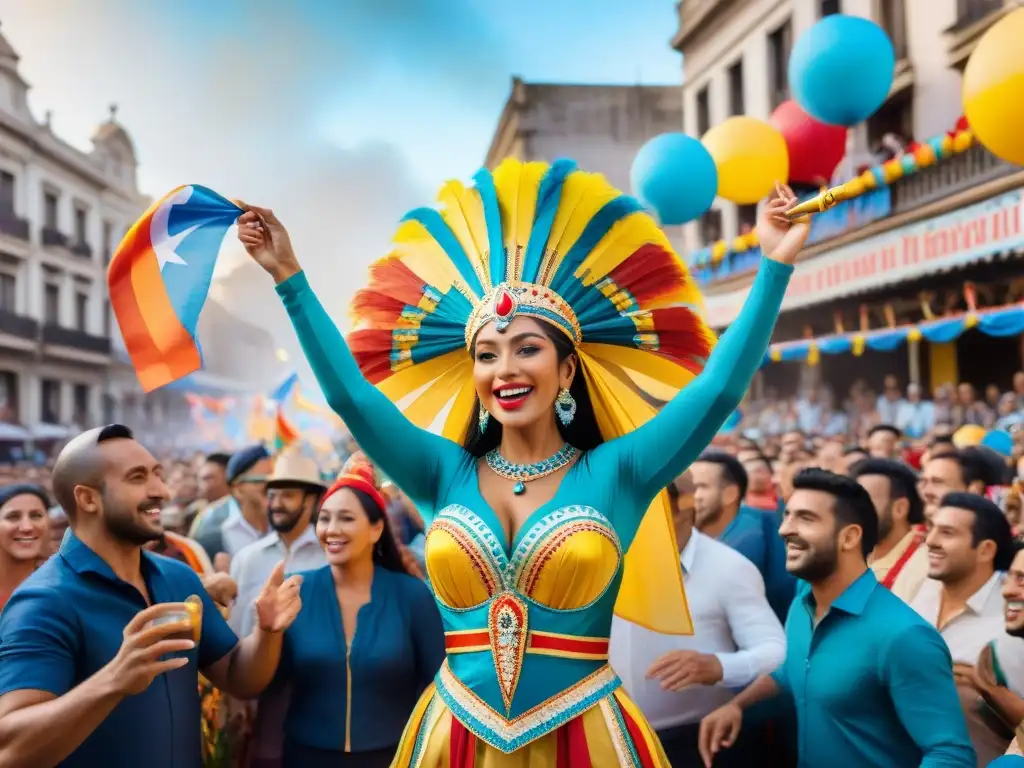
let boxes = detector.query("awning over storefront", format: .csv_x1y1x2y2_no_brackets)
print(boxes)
32,423,71,440
702,188,1024,329
762,303,1024,366
0,423,31,441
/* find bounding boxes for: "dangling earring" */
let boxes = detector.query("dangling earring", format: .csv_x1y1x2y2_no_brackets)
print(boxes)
555,388,576,426
478,406,490,432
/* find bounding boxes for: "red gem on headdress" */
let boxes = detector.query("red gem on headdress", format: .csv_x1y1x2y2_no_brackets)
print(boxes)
495,289,514,318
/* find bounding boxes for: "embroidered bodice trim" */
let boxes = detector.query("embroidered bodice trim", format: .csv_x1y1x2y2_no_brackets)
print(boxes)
428,503,622,610
435,660,621,753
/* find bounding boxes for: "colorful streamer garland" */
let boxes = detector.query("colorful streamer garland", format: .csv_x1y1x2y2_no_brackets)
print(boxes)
693,125,979,270
763,303,1024,367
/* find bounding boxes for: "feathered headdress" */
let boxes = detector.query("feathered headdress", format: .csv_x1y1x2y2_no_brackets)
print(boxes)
348,158,717,635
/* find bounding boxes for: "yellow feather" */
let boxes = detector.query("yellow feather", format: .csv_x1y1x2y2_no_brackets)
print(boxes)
577,212,672,281
402,357,471,429
459,186,493,291
515,162,547,260
391,220,478,303
577,350,693,634
543,172,620,282
583,342,700,392
438,180,490,291
493,160,547,281
536,170,589,283
442,379,477,445
492,159,522,277
377,350,467,402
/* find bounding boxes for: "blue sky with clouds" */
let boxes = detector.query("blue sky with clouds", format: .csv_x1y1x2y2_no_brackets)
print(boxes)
0,0,683,340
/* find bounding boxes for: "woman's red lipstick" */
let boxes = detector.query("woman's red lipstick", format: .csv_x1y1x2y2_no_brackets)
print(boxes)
493,384,533,411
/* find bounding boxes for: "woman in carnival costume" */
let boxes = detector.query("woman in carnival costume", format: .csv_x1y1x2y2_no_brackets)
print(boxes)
237,162,808,766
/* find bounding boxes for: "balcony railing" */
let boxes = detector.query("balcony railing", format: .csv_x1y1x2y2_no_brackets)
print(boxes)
0,213,29,241
41,324,111,355
0,309,38,340
891,143,1014,214
952,0,1004,30
70,241,93,259
40,227,68,249
693,143,1014,286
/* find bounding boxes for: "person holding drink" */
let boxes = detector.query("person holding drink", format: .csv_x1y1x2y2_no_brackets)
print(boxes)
0,424,303,768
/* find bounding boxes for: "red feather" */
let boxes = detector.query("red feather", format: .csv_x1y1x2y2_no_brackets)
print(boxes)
609,244,691,306
348,328,396,384
367,258,431,306
350,291,409,324
646,307,716,373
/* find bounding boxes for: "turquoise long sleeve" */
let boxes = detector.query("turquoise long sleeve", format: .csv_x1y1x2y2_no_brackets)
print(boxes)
276,272,462,513
610,258,793,507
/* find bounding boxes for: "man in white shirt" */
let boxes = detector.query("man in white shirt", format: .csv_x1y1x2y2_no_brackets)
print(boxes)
911,493,1014,664
911,492,1017,762
229,449,328,768
610,472,786,768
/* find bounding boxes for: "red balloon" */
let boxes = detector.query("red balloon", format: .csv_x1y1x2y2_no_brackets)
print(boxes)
770,100,848,186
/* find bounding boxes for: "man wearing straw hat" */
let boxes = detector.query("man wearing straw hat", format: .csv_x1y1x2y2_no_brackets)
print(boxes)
229,449,327,636
229,448,328,768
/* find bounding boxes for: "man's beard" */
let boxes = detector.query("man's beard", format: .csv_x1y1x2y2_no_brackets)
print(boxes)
269,506,304,534
786,535,840,582
105,500,164,546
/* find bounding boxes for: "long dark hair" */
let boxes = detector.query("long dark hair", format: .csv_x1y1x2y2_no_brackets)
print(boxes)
349,488,409,574
462,322,604,458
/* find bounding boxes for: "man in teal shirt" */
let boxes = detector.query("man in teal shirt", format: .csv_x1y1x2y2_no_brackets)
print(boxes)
699,468,974,768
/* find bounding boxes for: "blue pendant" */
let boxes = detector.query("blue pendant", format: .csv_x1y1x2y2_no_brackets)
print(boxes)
513,481,526,495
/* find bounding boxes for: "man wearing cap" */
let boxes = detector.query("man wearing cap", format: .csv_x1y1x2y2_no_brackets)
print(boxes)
228,450,327,768
194,445,273,562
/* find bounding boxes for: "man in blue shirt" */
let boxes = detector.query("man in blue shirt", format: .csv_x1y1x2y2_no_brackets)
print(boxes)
691,451,795,620
0,425,303,768
699,467,974,768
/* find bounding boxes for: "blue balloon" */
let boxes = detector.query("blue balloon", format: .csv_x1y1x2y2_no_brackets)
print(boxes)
986,757,1024,767
630,133,717,226
981,429,1014,458
788,14,895,126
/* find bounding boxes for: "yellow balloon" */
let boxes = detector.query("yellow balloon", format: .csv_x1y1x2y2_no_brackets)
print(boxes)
963,7,1024,166
702,117,789,205
952,424,986,448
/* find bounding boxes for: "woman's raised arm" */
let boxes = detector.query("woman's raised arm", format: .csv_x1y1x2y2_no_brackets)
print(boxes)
238,206,463,514
607,186,807,515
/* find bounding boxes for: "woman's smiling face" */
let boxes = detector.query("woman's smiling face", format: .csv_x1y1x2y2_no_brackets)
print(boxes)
472,316,575,432
0,493,48,563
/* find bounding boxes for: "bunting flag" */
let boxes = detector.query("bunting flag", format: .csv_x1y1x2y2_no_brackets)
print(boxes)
108,185,242,392
274,406,299,452
765,303,1024,366
268,372,299,403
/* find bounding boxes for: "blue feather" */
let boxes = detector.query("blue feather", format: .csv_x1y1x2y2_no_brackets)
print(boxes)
472,168,506,286
550,196,644,299
521,159,577,284
410,337,466,364
401,208,484,297
426,290,475,325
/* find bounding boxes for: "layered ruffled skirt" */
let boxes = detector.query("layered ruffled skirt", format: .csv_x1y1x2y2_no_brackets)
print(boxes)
391,684,669,768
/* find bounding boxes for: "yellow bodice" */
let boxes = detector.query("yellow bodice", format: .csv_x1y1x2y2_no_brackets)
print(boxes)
424,504,622,611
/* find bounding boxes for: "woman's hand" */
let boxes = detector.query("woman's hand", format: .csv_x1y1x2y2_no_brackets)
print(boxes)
236,203,301,284
758,182,810,266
